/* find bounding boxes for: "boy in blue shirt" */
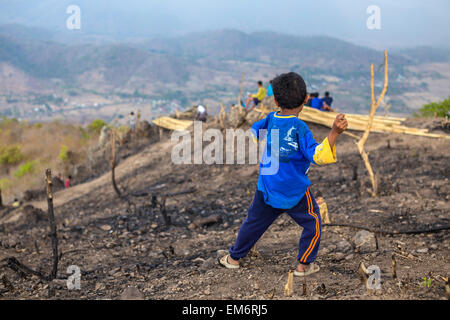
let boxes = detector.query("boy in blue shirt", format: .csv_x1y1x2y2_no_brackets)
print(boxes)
310,92,324,110
220,72,348,276
323,91,333,109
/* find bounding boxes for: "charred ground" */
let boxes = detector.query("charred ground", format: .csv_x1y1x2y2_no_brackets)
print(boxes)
0,119,449,300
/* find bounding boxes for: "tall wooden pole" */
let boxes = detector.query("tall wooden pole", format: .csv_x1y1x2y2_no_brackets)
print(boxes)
45,169,58,279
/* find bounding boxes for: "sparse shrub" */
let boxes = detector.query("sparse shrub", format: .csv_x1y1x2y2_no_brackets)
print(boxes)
117,125,130,135
421,277,433,288
415,97,450,118
88,119,108,134
0,145,24,165
79,127,90,141
34,123,43,129
0,117,19,128
59,145,70,162
14,161,36,178
115,125,130,143
0,178,10,190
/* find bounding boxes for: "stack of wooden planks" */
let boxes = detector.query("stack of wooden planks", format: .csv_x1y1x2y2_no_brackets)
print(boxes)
152,104,449,139
255,106,450,139
152,116,193,131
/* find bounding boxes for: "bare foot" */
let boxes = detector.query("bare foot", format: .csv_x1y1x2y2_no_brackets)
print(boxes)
296,263,310,272
227,255,239,266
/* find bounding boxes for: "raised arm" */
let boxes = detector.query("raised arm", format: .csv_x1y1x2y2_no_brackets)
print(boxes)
327,114,348,148
299,115,346,166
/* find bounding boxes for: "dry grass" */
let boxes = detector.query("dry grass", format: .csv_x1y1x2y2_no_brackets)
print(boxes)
0,118,98,202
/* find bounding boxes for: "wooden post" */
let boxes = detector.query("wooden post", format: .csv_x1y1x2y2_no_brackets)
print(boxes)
219,103,226,129
445,277,450,300
159,194,170,227
237,72,245,107
110,130,122,198
392,254,397,279
284,271,294,296
137,110,141,134
158,107,163,140
358,261,370,291
302,280,307,296
45,169,58,280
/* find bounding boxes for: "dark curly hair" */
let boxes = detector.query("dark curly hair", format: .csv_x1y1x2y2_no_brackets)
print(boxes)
272,72,307,109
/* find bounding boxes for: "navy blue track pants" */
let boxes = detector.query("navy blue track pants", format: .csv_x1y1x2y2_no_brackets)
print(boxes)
229,188,321,264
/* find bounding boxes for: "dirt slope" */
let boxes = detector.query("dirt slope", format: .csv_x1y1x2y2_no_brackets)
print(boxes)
0,121,449,300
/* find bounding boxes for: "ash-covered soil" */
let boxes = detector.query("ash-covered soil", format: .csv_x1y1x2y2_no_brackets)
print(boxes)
0,120,449,300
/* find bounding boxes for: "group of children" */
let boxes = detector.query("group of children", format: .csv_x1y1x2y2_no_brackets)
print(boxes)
57,173,72,188
219,72,348,276
244,80,335,115
306,91,335,112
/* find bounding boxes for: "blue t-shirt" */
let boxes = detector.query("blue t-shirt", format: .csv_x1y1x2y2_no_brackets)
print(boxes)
310,98,323,110
266,84,273,97
251,112,322,209
323,96,333,107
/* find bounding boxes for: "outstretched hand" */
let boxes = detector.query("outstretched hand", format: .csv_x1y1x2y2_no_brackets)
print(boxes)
328,114,348,148
332,114,348,134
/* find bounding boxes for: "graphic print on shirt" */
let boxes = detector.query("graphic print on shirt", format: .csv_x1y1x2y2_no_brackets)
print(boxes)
277,124,299,162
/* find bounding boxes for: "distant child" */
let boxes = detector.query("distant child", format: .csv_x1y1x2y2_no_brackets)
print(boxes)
310,92,324,111
65,175,72,189
129,112,137,134
219,72,348,276
266,80,273,97
322,91,334,112
196,105,208,122
246,81,266,112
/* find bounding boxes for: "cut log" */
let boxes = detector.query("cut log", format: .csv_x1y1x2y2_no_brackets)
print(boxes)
316,197,330,224
358,262,370,289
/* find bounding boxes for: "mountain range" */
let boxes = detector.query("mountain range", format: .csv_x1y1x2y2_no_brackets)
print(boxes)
1,24,449,117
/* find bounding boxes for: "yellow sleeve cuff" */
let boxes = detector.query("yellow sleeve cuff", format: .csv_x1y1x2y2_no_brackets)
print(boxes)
313,137,337,165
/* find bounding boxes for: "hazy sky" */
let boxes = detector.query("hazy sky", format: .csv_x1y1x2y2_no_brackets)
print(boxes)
1,0,449,49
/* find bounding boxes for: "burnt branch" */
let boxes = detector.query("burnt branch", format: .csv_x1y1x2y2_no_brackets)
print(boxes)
2,169,60,281
159,195,171,227
392,254,397,279
45,169,59,280
2,257,47,280
110,130,123,199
